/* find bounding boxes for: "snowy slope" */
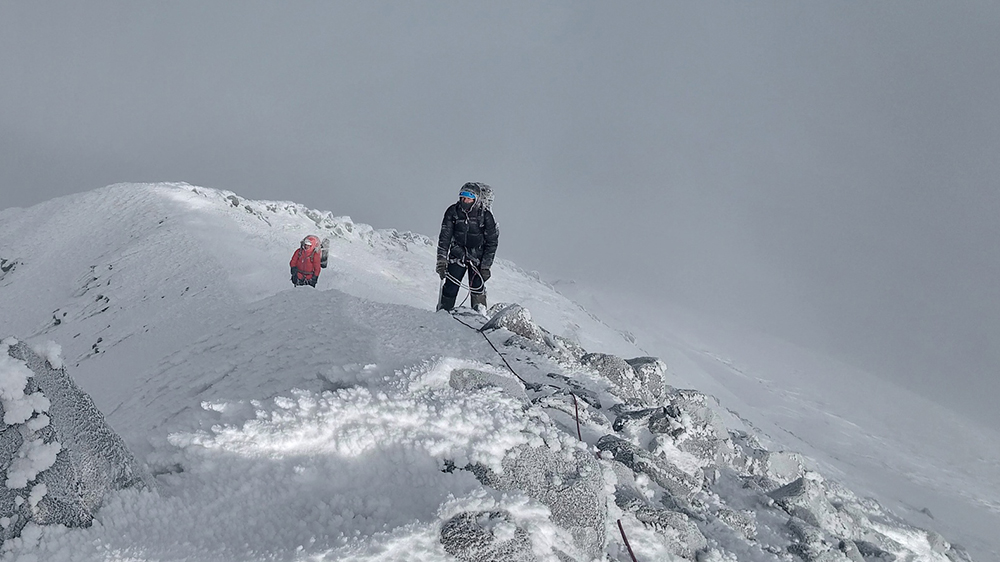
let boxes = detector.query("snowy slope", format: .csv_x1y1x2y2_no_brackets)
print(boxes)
0,183,985,561
0,184,639,423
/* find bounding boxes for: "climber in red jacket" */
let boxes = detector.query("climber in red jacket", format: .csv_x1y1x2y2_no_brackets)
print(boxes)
290,235,322,287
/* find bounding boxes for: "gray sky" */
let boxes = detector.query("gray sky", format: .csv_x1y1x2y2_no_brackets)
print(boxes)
3,2,1000,427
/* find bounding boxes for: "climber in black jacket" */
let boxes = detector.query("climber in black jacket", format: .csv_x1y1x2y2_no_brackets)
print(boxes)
436,182,499,312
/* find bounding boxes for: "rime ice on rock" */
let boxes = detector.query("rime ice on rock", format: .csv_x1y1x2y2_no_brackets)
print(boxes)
481,304,586,363
440,510,535,562
581,353,656,405
481,304,544,342
464,443,607,560
625,356,667,402
449,368,528,403
0,338,145,544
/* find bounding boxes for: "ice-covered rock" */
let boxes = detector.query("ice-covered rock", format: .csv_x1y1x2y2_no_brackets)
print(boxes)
0,258,17,284
596,434,702,508
769,474,851,535
440,510,535,562
0,338,145,544
615,487,708,559
482,304,586,364
625,356,666,401
581,353,655,405
466,443,606,559
714,507,758,542
450,368,528,403
481,304,546,343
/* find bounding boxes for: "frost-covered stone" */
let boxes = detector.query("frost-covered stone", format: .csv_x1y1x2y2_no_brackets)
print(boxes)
503,334,555,357
597,434,702,507
728,430,807,492
636,507,707,559
616,488,708,559
581,353,654,405
714,508,758,542
613,390,739,471
481,304,546,343
0,259,16,283
838,539,867,562
440,510,534,562
625,356,666,401
482,304,588,365
612,406,664,434
853,539,897,561
467,443,606,558
1,338,145,544
545,373,602,409
769,475,851,535
655,389,735,465
786,516,851,562
945,544,975,562
450,368,528,403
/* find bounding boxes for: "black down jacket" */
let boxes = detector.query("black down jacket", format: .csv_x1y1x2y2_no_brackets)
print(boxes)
437,202,499,269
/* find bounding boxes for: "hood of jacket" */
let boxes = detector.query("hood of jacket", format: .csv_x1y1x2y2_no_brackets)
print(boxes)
459,182,493,213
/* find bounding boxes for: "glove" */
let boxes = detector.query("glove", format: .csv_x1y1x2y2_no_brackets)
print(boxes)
436,261,447,279
290,267,298,283
479,267,491,282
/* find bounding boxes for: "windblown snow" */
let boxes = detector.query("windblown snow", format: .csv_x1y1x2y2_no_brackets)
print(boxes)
0,183,995,561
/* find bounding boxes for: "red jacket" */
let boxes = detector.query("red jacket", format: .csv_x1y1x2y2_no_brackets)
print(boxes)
290,236,322,280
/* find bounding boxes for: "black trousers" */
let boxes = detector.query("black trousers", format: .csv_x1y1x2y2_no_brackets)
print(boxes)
441,262,484,299
439,262,488,311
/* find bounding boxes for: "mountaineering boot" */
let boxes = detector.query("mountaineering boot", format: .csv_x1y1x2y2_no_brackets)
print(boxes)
470,292,487,315
438,293,457,312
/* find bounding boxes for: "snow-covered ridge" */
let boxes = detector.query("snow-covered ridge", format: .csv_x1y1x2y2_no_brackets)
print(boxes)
0,183,983,560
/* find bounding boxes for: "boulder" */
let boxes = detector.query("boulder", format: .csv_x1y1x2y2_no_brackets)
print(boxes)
467,443,606,558
450,368,528,403
0,338,146,543
440,510,535,562
768,475,851,536
597,434,702,508
581,353,654,405
625,357,667,401
481,304,546,344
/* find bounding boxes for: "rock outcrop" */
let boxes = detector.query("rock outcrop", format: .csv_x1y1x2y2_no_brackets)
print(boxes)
0,338,146,544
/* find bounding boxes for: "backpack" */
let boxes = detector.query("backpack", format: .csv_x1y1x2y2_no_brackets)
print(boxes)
475,183,493,213
465,182,494,230
320,237,331,269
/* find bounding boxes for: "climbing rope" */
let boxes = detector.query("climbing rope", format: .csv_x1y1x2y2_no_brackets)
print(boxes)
441,261,486,309
572,393,582,441
450,314,527,386
618,519,640,562
450,313,585,443
442,268,485,294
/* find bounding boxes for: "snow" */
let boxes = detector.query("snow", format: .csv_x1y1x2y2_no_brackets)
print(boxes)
0,340,54,429
27,342,62,371
5,438,60,489
0,182,993,561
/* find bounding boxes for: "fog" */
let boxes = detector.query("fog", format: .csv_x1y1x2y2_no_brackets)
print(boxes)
2,2,999,426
